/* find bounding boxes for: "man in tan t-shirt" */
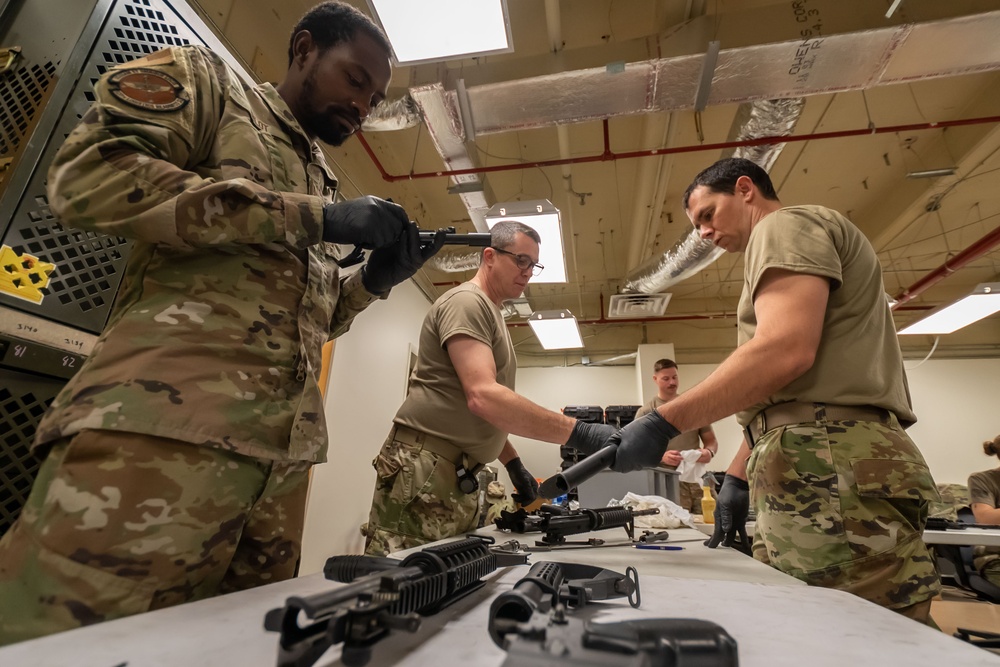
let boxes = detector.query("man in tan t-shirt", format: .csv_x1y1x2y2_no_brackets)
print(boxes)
363,221,617,555
634,358,717,513
600,158,940,624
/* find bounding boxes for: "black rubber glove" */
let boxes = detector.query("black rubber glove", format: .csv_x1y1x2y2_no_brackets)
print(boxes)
565,421,618,455
362,223,447,294
504,457,539,505
322,196,408,249
606,410,681,473
704,474,752,555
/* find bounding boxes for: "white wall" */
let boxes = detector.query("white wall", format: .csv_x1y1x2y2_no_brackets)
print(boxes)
299,280,430,574
904,358,1000,484
507,366,639,483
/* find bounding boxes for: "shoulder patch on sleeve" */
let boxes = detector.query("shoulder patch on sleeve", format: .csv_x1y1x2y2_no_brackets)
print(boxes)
108,68,188,112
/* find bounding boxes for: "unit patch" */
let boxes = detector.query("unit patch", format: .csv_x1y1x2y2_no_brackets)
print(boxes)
108,68,188,111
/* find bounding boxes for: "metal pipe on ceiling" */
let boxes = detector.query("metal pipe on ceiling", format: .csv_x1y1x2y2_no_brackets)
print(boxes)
891,224,1000,309
357,114,1000,182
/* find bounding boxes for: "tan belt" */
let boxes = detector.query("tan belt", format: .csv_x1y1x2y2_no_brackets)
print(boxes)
391,424,466,465
745,402,892,446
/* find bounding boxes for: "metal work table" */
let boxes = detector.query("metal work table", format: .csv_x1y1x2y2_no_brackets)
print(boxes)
923,528,1000,547
0,526,996,667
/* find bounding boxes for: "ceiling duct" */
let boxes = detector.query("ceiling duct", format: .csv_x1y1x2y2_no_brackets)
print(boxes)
407,10,1000,282
622,97,805,294
456,11,1000,135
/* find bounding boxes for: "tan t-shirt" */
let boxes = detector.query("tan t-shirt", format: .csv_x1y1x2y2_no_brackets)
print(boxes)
635,397,713,471
736,205,916,427
969,469,1000,508
968,469,1000,557
394,282,515,464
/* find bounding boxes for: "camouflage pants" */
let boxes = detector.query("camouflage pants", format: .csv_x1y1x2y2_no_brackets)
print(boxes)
746,415,941,612
0,429,309,645
363,433,480,557
678,481,703,514
974,550,1000,586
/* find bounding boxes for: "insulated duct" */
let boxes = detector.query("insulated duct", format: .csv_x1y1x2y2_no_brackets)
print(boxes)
623,97,805,294
400,10,1000,276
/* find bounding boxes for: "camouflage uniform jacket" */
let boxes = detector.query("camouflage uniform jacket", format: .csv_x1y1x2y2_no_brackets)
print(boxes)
36,45,380,463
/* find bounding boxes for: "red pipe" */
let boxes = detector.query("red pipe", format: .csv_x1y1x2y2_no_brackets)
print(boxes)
504,296,932,329
358,114,1000,182
891,224,1000,308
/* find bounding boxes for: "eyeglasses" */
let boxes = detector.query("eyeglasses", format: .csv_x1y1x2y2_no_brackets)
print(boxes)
492,247,544,276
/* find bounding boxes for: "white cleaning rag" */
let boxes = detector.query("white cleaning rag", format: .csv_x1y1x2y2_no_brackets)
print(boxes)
676,448,708,484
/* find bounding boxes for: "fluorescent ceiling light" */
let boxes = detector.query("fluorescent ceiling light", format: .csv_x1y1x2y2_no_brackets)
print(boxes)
905,167,957,179
528,310,584,350
486,199,567,284
898,283,1000,335
366,0,512,66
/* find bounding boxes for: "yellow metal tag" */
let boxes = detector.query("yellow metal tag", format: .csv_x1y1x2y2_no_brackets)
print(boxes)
0,245,55,304
0,46,22,76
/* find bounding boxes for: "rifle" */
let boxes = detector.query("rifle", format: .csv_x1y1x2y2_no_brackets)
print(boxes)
539,443,618,499
925,517,1000,531
336,226,491,268
418,225,492,246
495,504,660,546
263,535,526,667
491,561,738,667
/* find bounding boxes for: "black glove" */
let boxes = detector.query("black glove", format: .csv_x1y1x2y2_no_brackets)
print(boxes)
565,421,618,455
322,196,409,249
362,223,447,294
704,474,751,555
504,457,539,505
606,410,681,473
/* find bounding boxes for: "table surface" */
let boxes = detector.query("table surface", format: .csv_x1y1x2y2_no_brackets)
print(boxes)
923,527,1000,547
1,526,997,667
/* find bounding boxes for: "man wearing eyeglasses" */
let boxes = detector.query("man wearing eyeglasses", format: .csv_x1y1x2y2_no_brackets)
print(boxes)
362,221,618,555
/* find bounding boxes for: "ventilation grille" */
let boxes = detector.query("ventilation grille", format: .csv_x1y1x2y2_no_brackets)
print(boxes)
85,0,190,103
20,194,126,313
607,293,672,319
0,369,65,537
0,0,200,332
0,60,58,189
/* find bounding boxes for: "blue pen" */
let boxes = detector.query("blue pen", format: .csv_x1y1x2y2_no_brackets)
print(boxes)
635,543,683,551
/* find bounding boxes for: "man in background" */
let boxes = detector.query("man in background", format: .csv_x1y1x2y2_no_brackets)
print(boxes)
634,358,718,514
363,221,616,555
0,1,445,644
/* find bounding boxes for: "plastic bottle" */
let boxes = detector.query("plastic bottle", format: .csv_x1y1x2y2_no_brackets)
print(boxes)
701,485,716,524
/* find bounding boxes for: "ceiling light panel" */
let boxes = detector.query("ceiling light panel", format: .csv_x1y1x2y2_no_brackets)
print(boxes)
898,283,1000,335
367,0,513,66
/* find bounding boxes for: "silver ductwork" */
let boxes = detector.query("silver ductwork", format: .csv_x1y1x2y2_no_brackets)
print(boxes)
459,11,1000,135
362,95,421,131
394,10,1000,278
622,97,806,294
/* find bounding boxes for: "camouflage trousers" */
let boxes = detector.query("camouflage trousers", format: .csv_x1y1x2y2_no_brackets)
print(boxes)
746,414,941,613
974,549,1000,586
678,481,703,514
0,429,310,645
363,431,480,557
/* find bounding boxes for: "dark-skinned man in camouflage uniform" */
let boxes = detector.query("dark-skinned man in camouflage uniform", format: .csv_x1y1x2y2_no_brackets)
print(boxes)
0,1,446,644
